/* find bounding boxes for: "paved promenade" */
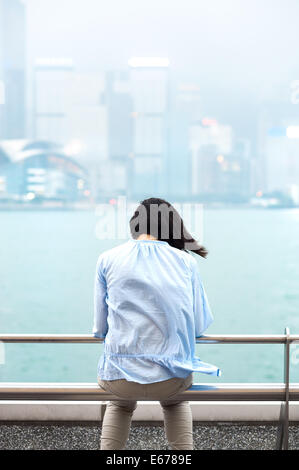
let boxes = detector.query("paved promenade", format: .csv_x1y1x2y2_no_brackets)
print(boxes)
1,422,299,450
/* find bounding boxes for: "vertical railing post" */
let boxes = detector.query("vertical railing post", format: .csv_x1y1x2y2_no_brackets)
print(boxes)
276,327,290,450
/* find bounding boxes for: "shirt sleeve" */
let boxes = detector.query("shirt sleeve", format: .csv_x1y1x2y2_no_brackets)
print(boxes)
190,256,214,337
93,255,108,338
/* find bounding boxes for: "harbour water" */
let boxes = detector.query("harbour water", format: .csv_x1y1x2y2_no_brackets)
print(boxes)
1,208,299,383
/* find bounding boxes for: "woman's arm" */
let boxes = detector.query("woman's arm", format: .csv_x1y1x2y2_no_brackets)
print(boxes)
93,256,108,338
191,256,214,337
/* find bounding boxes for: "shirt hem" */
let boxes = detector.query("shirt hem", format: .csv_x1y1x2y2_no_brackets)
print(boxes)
97,353,221,382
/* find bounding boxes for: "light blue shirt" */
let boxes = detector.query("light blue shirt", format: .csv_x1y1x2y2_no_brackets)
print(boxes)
93,239,221,383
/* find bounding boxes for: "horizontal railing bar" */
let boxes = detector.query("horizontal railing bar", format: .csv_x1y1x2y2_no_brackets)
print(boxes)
0,334,103,343
1,334,299,344
1,383,299,402
197,335,299,344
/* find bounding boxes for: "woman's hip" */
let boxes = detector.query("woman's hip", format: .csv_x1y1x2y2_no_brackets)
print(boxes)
98,373,193,401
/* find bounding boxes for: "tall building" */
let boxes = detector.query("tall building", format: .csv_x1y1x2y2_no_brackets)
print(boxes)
264,123,299,202
33,61,109,199
169,81,201,198
33,58,74,143
190,119,233,195
257,101,299,203
128,57,170,199
63,72,108,199
100,70,133,197
0,19,4,135
105,71,133,161
0,0,26,139
189,119,251,200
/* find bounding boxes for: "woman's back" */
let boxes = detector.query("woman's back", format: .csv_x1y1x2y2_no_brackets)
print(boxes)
93,238,220,383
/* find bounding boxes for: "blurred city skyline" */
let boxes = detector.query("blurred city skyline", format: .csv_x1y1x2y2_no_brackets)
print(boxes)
1,0,299,205
24,0,299,140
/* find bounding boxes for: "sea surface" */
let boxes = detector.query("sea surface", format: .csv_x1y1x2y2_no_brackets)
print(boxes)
1,208,299,383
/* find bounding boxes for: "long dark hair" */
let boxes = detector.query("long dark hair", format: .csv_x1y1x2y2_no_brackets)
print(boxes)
129,197,208,258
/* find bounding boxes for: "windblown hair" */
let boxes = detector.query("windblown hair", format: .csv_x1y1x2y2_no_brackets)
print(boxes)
129,197,208,258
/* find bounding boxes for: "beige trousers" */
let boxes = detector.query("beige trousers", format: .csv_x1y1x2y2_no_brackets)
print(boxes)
98,373,193,450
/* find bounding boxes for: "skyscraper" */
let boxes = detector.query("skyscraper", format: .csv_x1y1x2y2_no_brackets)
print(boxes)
100,70,133,197
189,119,233,195
0,1,4,134
264,123,299,201
33,61,109,199
33,58,74,143
128,57,170,199
258,102,299,203
169,81,201,198
0,0,26,139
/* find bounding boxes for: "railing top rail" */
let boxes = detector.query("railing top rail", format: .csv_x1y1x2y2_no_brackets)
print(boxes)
0,334,299,344
0,382,297,388
1,382,299,402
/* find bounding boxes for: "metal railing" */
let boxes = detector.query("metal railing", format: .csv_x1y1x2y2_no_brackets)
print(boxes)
1,327,299,450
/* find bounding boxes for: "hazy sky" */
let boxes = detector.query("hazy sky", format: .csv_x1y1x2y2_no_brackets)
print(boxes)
24,0,299,144
25,0,299,74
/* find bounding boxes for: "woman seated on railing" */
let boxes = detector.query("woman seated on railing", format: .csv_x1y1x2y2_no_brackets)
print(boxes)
93,197,220,450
